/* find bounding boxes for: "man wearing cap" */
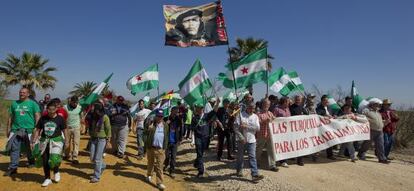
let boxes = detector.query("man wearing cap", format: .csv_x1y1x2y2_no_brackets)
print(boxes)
358,99,390,164
380,99,399,160
145,109,169,190
109,96,131,158
166,9,209,46
190,99,220,178
235,102,264,182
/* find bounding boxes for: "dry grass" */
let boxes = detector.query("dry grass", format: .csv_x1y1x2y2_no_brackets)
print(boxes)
395,111,414,148
0,99,12,137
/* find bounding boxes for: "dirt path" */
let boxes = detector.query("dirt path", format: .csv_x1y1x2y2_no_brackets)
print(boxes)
1,134,414,191
0,134,187,191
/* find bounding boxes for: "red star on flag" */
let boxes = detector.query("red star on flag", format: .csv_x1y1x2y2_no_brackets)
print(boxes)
241,67,249,75
193,76,202,84
136,76,142,81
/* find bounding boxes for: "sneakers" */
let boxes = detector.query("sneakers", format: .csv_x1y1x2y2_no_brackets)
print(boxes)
90,177,100,183
281,162,289,168
41,179,53,187
54,172,61,182
270,166,279,172
297,161,305,166
236,171,243,177
252,174,264,182
3,168,17,176
72,160,79,165
379,160,390,164
196,172,204,178
146,176,152,183
327,156,336,160
157,183,166,190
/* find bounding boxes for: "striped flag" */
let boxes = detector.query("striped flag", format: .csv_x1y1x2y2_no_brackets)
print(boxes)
288,71,305,92
126,64,159,96
221,48,268,89
80,73,113,106
268,68,292,96
178,59,212,106
327,95,341,114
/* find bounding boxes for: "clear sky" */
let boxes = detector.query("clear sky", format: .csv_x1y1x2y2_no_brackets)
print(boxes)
1,0,413,106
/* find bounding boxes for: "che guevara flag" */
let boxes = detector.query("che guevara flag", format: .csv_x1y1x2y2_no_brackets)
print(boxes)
163,1,228,47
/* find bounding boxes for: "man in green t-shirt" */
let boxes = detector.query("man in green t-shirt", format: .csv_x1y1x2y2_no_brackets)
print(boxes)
4,88,41,176
63,96,84,164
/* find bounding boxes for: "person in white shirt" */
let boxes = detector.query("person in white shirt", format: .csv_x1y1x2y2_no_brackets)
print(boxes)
234,103,264,182
133,99,152,159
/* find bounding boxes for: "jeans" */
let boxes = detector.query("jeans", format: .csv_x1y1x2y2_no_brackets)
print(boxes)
9,135,34,170
383,132,394,158
136,128,145,156
90,138,107,180
217,129,232,159
164,143,178,171
236,141,259,176
111,125,128,155
358,130,386,161
194,137,209,174
339,142,356,159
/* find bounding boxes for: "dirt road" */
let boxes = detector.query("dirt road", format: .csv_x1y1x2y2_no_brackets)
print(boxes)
1,134,413,191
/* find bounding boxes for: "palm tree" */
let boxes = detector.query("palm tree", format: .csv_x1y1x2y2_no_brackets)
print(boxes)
228,37,274,95
0,52,57,97
69,81,96,98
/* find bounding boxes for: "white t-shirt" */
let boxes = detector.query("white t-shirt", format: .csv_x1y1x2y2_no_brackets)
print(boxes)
135,108,151,129
236,112,260,143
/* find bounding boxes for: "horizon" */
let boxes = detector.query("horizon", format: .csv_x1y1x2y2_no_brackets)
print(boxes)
1,0,413,107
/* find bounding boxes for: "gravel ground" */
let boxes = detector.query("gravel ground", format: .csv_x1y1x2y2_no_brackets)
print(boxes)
175,138,414,191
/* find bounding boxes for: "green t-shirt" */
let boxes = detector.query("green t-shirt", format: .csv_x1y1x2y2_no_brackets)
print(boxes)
185,109,193,125
64,104,82,128
8,99,41,133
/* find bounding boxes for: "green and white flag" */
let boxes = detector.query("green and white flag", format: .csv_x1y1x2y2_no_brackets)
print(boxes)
223,89,250,102
268,68,293,96
327,95,341,114
351,80,365,110
80,73,113,106
288,71,305,92
126,64,159,96
178,59,212,106
222,48,268,89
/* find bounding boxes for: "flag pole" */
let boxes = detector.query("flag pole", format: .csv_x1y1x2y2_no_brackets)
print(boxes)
266,57,269,98
219,0,239,102
157,63,160,98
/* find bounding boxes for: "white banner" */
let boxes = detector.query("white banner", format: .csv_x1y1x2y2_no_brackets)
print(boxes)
269,114,370,161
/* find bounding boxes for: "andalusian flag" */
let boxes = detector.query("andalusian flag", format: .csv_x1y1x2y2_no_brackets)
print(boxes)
222,48,268,89
80,73,113,106
126,64,159,96
327,95,341,114
288,71,305,92
178,59,212,106
351,81,365,110
268,68,293,96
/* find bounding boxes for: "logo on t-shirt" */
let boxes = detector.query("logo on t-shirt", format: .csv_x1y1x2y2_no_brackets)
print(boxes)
44,121,57,136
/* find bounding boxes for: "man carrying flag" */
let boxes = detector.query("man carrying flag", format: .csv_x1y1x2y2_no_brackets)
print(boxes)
178,59,213,106
80,73,113,107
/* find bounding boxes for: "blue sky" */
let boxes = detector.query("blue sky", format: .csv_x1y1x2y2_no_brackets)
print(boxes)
1,0,413,106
